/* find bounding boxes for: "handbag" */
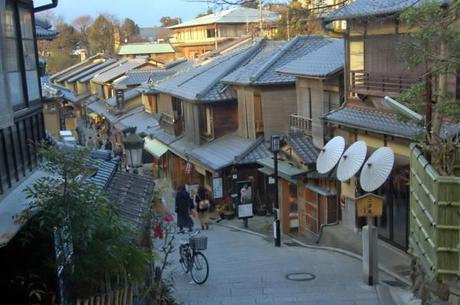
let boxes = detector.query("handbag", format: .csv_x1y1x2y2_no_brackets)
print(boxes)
199,199,210,209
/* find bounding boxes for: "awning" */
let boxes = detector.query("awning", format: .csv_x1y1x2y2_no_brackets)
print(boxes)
258,166,274,176
144,137,168,159
305,184,336,197
256,158,307,181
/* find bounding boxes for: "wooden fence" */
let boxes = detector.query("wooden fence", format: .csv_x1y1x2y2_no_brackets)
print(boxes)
410,144,460,282
75,287,134,305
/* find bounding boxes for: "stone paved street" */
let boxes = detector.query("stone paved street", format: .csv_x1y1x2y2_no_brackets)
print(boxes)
166,224,381,305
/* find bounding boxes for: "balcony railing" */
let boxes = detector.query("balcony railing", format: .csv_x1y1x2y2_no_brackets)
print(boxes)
289,114,312,136
159,113,184,137
351,70,421,96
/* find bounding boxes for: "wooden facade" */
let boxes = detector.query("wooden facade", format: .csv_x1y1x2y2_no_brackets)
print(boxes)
236,86,297,140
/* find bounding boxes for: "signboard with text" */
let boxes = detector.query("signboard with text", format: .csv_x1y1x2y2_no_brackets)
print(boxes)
356,194,384,217
236,180,254,219
212,177,223,199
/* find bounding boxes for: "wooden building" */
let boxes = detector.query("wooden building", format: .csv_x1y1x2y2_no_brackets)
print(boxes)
321,0,454,250
118,42,177,63
169,6,280,58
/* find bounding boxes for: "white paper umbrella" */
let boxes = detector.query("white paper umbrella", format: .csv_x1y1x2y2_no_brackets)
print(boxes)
360,147,395,192
316,136,345,174
337,140,367,182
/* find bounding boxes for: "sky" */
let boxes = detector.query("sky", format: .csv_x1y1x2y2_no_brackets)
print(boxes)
35,0,212,27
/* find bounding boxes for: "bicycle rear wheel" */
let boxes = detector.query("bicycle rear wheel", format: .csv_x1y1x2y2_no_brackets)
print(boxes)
179,245,189,273
190,252,209,285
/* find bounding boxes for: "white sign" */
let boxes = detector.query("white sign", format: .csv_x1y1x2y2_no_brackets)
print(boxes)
238,203,253,219
268,177,275,184
212,177,223,199
273,221,277,239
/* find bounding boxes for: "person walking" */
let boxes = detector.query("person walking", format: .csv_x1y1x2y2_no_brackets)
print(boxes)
175,185,194,232
195,186,210,230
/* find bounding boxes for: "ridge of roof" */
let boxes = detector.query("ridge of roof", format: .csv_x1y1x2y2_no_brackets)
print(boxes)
67,58,118,83
50,53,105,81
250,36,301,82
196,40,264,99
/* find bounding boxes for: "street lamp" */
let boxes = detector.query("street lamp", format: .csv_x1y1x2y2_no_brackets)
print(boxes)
122,132,144,172
271,135,281,247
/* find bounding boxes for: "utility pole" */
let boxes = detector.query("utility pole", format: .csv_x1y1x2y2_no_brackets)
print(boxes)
259,0,263,36
286,9,290,40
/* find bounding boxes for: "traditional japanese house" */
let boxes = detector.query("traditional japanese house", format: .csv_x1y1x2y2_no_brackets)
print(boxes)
145,45,272,207
321,0,453,250
221,35,336,229
169,6,280,58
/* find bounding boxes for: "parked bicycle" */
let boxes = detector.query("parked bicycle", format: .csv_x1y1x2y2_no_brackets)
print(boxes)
178,230,209,285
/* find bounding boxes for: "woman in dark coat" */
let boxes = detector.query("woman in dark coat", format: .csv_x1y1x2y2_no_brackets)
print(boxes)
175,185,194,232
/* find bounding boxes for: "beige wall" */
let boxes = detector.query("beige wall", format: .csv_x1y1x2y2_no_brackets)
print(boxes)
261,87,296,140
237,87,256,140
158,93,173,116
76,81,88,96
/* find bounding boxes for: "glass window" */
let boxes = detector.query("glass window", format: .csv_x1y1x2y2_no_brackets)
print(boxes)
19,7,39,102
3,2,25,108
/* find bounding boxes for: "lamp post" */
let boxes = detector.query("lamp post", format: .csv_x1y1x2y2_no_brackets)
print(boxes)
271,135,281,247
122,131,144,173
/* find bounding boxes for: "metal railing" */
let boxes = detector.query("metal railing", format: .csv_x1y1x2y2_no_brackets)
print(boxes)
351,70,421,96
289,114,312,136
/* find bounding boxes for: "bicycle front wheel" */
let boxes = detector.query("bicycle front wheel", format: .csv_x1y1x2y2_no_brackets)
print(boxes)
179,245,189,273
190,252,209,285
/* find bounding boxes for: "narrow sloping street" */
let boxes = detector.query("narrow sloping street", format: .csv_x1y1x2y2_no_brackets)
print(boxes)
167,224,380,305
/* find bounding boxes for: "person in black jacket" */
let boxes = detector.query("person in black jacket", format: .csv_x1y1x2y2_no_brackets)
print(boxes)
175,185,194,232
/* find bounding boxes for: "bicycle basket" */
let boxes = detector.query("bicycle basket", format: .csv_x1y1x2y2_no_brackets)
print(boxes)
189,236,207,250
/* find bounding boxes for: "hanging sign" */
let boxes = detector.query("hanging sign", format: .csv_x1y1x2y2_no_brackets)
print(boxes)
356,193,384,217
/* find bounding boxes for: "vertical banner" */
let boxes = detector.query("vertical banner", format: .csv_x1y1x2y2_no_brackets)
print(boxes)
236,180,254,219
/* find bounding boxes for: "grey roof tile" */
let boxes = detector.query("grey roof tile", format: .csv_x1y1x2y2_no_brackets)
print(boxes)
92,60,148,84
153,44,258,102
106,88,141,107
114,69,175,87
277,39,344,78
324,0,447,21
50,53,106,81
235,138,273,165
322,106,421,139
107,172,154,232
113,107,158,135
169,6,279,29
223,36,332,86
286,136,319,164
67,58,118,83
187,133,255,171
79,59,128,83
55,61,103,83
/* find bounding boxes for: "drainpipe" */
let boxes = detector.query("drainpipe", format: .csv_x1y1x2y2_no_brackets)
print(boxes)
34,0,58,12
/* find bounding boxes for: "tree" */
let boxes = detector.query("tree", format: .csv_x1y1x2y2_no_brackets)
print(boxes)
88,14,116,54
196,8,214,18
20,145,152,298
398,0,460,175
121,18,141,43
274,1,324,40
46,53,80,74
160,16,182,27
72,15,93,49
49,22,80,53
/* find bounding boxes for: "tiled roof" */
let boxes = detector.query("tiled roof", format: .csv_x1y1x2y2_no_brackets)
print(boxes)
41,76,89,103
92,59,148,84
86,100,117,123
86,157,119,189
113,106,158,135
153,44,258,102
286,136,319,165
50,53,106,81
114,69,175,87
324,0,447,21
79,59,128,83
35,17,58,40
223,36,332,86
106,88,141,107
67,58,117,83
107,172,155,232
169,6,280,29
322,106,422,139
118,43,175,55
55,60,104,83
235,137,273,165
187,133,255,171
277,39,344,78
